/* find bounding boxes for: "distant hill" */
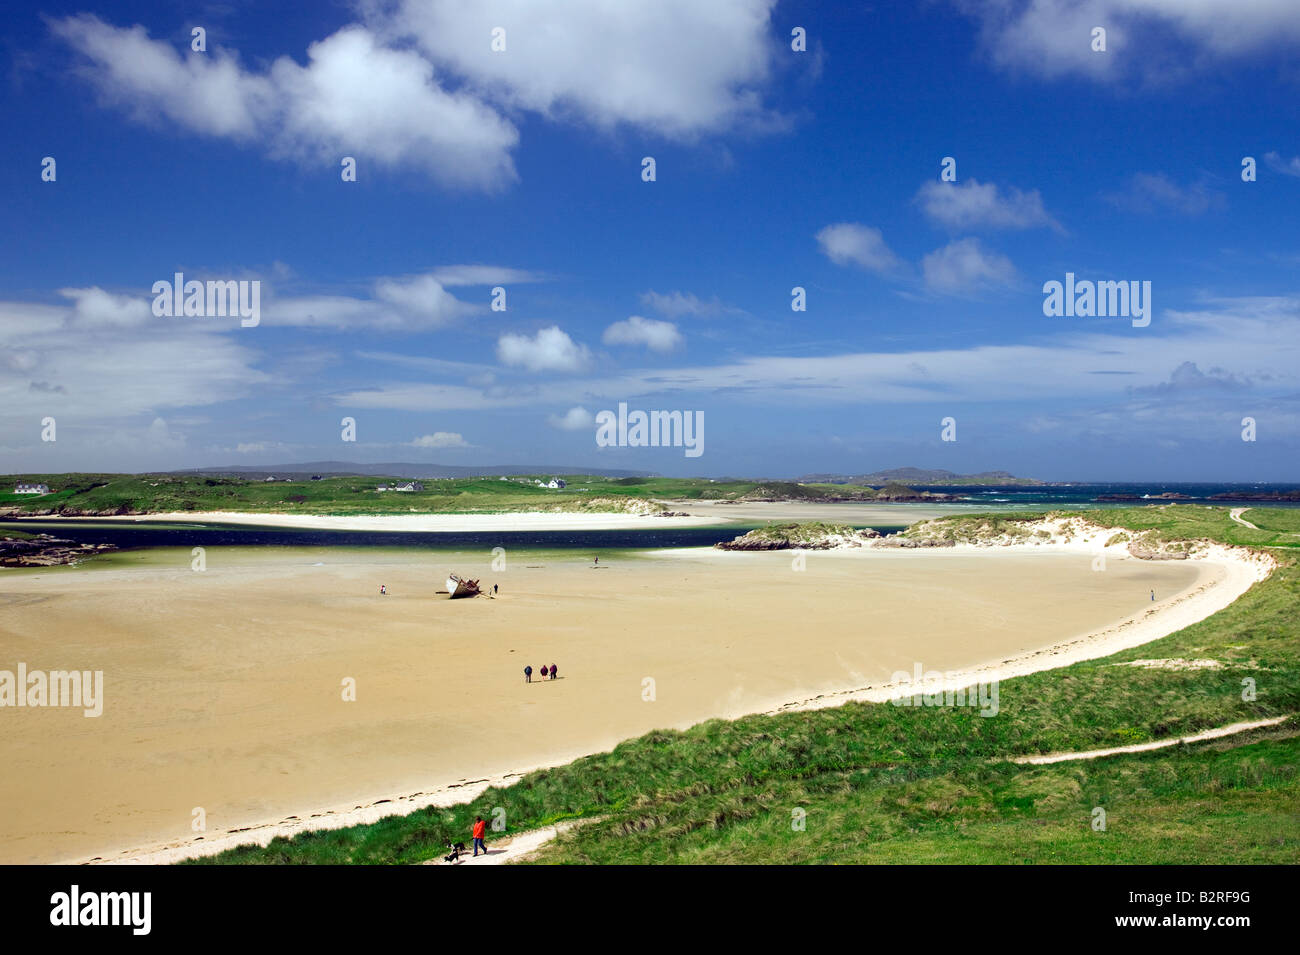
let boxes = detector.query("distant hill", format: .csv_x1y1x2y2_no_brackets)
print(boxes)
799,468,1043,486
173,461,657,480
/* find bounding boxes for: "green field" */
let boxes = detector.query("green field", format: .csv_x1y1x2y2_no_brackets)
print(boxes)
0,472,944,516
187,505,1300,865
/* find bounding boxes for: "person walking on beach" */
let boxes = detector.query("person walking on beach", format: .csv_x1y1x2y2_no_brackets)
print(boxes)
594,556,598,566
541,664,550,680
1150,589,1155,601
549,663,558,681
524,665,532,683
493,583,498,595
380,584,386,595
471,816,488,857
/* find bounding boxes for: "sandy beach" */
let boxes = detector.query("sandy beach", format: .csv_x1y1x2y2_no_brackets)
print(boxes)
32,499,967,533
0,518,1264,865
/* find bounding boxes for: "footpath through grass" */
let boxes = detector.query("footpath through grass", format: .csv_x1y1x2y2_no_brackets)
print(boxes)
188,506,1300,865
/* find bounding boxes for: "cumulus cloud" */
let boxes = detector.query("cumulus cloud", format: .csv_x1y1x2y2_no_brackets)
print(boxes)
547,406,595,430
497,325,591,372
921,238,1017,294
59,286,153,328
52,17,518,190
1132,361,1250,395
602,315,682,352
266,27,519,188
916,179,1062,232
376,0,782,137
1104,172,1225,216
411,431,470,448
815,223,903,274
54,2,785,189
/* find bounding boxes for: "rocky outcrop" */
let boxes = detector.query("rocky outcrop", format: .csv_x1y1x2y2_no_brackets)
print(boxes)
715,523,881,551
872,536,957,548
1127,540,1191,560
543,497,668,516
1209,489,1300,502
0,534,115,567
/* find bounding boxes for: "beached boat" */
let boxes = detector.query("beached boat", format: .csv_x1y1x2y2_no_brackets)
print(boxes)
446,574,481,599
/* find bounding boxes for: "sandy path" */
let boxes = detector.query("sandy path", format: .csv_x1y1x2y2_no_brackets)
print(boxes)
425,820,582,866
1010,716,1290,765
1229,508,1259,530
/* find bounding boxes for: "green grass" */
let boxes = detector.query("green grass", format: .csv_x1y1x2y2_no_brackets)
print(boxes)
186,505,1300,865
548,729,1300,864
0,472,945,517
897,505,1300,551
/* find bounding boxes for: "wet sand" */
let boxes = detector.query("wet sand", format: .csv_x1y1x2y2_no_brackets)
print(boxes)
0,543,1214,864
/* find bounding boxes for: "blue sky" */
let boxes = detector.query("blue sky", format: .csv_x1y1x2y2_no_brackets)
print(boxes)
3,0,1299,480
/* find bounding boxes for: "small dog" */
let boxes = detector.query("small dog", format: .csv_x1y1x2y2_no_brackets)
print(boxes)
444,840,467,862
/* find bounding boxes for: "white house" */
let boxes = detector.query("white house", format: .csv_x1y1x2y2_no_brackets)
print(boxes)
395,481,424,492
14,483,50,495
545,478,566,489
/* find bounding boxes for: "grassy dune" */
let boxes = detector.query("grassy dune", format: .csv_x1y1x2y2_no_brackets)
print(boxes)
189,505,1300,865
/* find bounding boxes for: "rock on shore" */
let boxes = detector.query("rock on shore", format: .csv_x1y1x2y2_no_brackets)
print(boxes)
0,533,115,567
715,522,881,550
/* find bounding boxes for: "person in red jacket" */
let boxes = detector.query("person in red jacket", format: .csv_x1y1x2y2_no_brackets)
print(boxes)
471,816,488,856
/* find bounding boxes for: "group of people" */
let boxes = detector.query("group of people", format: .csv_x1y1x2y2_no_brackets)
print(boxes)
523,663,558,683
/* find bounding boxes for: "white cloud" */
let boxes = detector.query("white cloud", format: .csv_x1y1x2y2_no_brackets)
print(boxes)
54,1,786,190
0,296,267,430
548,406,595,430
602,315,683,353
921,238,1017,294
815,223,903,274
145,416,186,450
378,0,783,137
335,294,1300,416
53,17,519,190
496,325,592,372
1104,172,1225,216
916,179,1061,232
640,290,735,318
954,0,1300,83
1263,152,1300,178
268,27,519,189
268,272,479,330
59,286,153,328
429,265,548,286
50,15,271,138
411,431,470,448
